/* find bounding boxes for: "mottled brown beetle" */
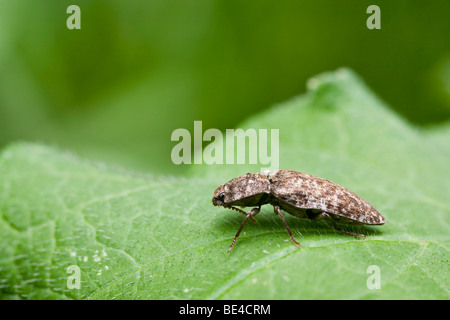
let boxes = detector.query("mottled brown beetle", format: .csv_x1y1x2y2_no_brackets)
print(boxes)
212,170,386,251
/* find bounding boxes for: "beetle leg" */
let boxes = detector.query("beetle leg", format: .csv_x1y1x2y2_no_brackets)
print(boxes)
228,207,260,252
273,205,302,247
319,212,365,238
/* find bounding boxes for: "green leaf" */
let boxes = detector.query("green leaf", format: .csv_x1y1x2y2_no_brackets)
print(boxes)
0,69,448,299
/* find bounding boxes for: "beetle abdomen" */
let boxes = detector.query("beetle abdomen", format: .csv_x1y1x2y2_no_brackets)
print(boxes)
269,170,385,225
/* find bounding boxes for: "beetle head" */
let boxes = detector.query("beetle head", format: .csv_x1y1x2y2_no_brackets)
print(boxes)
212,185,226,206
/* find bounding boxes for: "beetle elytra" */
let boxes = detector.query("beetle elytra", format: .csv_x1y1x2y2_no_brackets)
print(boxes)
212,170,386,251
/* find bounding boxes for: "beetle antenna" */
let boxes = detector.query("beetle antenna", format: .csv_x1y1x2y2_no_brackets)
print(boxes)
223,205,257,224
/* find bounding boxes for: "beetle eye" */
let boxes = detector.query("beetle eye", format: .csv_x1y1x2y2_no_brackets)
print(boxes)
219,192,225,200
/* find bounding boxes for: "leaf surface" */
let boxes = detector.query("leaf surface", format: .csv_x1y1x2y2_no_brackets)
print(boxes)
0,69,448,299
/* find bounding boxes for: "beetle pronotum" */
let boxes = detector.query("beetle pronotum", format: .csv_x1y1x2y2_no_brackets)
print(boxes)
212,170,386,251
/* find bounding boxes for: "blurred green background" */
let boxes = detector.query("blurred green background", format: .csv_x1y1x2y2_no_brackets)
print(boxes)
0,0,449,174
